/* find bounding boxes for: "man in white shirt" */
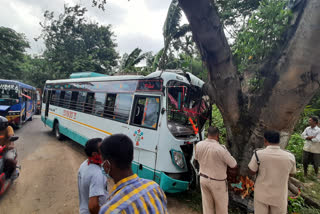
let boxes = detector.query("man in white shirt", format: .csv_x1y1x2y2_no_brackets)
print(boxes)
78,138,108,214
301,116,320,177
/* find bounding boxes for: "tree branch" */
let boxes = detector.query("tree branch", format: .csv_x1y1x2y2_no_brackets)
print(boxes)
179,0,241,126
252,0,320,134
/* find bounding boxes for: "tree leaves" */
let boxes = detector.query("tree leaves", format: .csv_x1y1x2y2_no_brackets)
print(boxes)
38,4,119,78
0,27,30,80
232,0,292,86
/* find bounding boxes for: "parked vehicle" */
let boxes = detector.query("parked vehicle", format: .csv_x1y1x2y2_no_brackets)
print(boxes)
41,70,210,193
0,80,36,127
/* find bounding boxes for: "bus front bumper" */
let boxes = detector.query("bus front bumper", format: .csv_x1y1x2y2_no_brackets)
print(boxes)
159,172,189,193
6,115,20,125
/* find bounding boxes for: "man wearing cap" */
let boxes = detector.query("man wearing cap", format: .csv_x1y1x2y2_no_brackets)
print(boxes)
195,126,237,214
249,130,296,214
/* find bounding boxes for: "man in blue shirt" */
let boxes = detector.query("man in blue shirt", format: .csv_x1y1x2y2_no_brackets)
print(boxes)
78,138,108,214
99,134,168,214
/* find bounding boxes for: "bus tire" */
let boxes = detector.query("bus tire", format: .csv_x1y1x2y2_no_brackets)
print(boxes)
28,116,33,121
54,121,64,141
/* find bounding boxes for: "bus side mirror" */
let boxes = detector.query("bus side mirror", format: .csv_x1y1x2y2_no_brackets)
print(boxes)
161,108,165,115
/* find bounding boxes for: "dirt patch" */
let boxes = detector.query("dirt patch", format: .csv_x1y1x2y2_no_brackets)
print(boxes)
0,141,86,214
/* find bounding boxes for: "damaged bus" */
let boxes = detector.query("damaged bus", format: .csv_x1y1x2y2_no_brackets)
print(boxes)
41,70,210,193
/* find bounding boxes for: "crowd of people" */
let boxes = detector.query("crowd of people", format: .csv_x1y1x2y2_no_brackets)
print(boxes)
77,116,319,214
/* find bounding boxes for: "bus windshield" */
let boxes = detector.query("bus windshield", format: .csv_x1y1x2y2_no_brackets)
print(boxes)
167,80,208,138
0,83,19,105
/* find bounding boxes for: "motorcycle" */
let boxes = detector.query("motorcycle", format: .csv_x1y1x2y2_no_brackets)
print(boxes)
0,136,20,196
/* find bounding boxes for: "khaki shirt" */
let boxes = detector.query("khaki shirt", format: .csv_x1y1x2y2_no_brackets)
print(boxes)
195,138,237,180
301,126,320,154
0,126,14,147
248,146,296,208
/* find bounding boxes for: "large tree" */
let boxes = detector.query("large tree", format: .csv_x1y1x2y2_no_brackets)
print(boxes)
92,0,320,174
38,5,119,79
178,0,320,173
0,27,29,80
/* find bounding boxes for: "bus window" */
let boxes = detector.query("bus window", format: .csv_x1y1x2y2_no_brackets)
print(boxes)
84,92,95,114
43,90,47,104
59,91,66,107
104,94,116,119
50,90,56,105
76,92,86,112
64,91,72,108
114,94,133,123
94,93,106,117
70,91,79,110
131,96,160,129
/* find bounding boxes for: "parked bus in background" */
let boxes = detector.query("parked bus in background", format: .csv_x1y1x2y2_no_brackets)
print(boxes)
41,71,210,193
36,88,42,114
0,80,36,127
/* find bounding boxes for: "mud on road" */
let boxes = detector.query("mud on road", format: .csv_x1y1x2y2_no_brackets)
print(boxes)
0,116,199,214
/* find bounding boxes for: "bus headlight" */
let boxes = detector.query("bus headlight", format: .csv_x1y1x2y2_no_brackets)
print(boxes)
170,150,186,169
8,111,20,116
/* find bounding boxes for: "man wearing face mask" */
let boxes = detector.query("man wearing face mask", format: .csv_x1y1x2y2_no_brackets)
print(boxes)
78,138,108,214
99,134,168,214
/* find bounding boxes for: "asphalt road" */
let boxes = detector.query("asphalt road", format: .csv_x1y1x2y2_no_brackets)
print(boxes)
0,115,198,214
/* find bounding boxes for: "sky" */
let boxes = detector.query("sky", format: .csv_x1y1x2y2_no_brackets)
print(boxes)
0,0,182,56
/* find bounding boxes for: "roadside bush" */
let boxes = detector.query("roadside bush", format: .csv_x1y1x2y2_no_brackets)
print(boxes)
287,133,304,164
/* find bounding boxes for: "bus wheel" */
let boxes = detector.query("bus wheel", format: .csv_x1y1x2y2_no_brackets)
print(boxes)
28,116,33,121
54,122,64,141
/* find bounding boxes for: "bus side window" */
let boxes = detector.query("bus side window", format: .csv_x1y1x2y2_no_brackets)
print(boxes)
50,90,56,105
70,91,79,110
64,91,72,109
114,94,133,123
76,92,87,112
43,90,47,104
59,91,66,107
131,96,160,129
104,94,116,119
84,92,95,114
94,93,106,117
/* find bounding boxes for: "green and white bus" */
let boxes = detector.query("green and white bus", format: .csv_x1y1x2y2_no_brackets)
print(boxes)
41,70,210,193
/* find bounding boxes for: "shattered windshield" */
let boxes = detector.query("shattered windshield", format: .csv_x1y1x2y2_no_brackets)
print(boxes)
167,80,208,137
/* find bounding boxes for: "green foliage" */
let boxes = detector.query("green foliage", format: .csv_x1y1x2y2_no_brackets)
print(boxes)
0,27,30,80
232,0,292,77
288,196,305,214
19,55,52,88
300,207,320,214
215,0,261,30
118,48,150,74
204,105,227,144
38,4,119,79
287,133,304,164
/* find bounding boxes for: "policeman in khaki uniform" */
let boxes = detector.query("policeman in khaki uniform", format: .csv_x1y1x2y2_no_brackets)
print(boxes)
195,126,237,214
249,130,296,214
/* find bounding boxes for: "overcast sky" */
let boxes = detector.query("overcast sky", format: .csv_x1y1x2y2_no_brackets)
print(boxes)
0,0,184,56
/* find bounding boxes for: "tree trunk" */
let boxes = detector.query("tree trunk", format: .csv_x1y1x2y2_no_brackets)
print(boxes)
179,0,320,174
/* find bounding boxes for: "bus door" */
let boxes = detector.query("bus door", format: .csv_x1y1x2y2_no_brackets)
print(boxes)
45,90,52,119
128,94,161,181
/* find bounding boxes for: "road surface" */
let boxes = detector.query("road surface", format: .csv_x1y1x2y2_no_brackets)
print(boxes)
0,116,199,214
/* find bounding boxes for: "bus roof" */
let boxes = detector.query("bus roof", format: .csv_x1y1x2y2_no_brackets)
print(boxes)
0,79,36,90
45,70,205,88
70,72,108,79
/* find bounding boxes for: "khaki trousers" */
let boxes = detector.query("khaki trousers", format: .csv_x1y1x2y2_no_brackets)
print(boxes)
254,199,286,214
200,177,228,214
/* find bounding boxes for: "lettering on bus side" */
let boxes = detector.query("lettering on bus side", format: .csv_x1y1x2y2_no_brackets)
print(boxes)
63,110,77,120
